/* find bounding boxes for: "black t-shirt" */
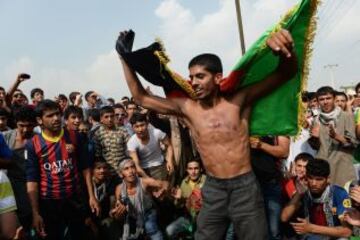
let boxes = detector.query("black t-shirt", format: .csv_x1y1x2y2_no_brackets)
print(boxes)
251,136,281,183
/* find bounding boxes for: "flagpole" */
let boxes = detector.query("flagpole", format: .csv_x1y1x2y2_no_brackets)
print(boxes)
235,0,246,55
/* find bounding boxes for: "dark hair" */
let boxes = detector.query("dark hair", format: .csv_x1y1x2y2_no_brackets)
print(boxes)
113,103,125,111
93,161,109,169
0,108,10,118
88,109,100,122
30,88,44,99
188,53,223,74
355,83,360,93
307,92,317,101
35,100,61,118
63,106,83,120
14,106,36,123
85,91,94,101
306,158,330,178
335,91,348,101
126,101,137,109
129,112,147,125
69,91,81,104
58,94,68,101
121,96,130,101
107,98,115,106
100,106,114,117
294,152,314,163
0,86,5,92
187,158,203,168
301,91,309,103
316,86,336,98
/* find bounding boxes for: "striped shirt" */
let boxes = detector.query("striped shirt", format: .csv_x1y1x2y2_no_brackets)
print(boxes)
93,125,130,175
25,129,89,200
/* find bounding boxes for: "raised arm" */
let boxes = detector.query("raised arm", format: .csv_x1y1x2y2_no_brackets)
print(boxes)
6,73,30,106
243,29,298,106
120,59,182,115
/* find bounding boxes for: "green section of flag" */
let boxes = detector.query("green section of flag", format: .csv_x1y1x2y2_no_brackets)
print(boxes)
230,0,319,135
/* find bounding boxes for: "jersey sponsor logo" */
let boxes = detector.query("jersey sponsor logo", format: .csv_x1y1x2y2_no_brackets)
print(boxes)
343,199,351,208
42,158,74,174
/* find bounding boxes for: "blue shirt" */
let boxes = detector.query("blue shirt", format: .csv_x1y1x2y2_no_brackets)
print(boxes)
0,134,12,159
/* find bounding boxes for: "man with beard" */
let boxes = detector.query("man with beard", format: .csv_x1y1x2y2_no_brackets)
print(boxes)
25,100,100,239
309,86,357,186
3,106,37,234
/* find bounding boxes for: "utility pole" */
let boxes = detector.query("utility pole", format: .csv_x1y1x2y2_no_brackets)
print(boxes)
235,0,246,55
323,64,339,89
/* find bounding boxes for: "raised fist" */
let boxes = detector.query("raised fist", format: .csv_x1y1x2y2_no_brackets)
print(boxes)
116,30,135,56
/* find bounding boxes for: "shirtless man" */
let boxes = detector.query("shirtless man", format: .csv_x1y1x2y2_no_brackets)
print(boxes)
118,29,297,240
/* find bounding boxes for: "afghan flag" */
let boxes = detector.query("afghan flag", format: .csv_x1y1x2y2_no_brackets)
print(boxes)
116,0,320,136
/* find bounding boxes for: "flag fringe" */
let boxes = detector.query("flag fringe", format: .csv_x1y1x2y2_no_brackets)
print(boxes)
297,0,321,137
154,38,196,98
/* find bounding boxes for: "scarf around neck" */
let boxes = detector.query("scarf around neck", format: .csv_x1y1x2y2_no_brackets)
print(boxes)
318,107,341,126
304,185,334,240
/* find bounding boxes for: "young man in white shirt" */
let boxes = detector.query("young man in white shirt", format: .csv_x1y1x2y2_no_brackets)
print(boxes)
127,112,174,180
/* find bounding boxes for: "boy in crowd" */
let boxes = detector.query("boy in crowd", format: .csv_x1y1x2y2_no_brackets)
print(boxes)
115,159,169,240
93,106,130,176
113,103,127,128
3,106,37,234
25,100,100,239
56,94,68,113
281,159,352,239
127,112,174,180
91,161,123,240
84,91,109,111
166,159,206,238
64,105,84,131
30,88,44,107
281,153,314,239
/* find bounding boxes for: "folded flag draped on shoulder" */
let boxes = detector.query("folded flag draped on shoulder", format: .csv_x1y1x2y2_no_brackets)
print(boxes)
116,0,320,136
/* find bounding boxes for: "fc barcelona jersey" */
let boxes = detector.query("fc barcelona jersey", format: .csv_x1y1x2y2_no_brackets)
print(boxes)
25,129,89,199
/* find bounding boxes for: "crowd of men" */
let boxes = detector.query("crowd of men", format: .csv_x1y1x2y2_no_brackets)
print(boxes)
1,75,360,240
1,32,360,239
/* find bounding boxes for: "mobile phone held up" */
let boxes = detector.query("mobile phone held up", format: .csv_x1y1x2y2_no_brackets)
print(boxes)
19,73,31,79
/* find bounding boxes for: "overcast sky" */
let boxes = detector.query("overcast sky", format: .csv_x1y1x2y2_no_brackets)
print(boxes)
0,0,359,100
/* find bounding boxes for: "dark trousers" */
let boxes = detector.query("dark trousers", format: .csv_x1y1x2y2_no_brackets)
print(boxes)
39,195,87,240
195,171,267,240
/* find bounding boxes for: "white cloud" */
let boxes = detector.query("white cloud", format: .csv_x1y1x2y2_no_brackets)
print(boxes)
1,0,359,100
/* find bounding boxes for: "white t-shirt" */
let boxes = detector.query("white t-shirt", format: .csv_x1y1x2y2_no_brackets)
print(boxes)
127,127,166,169
286,128,317,169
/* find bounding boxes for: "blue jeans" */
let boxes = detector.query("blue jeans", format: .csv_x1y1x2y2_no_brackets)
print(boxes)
144,209,163,240
260,180,282,240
